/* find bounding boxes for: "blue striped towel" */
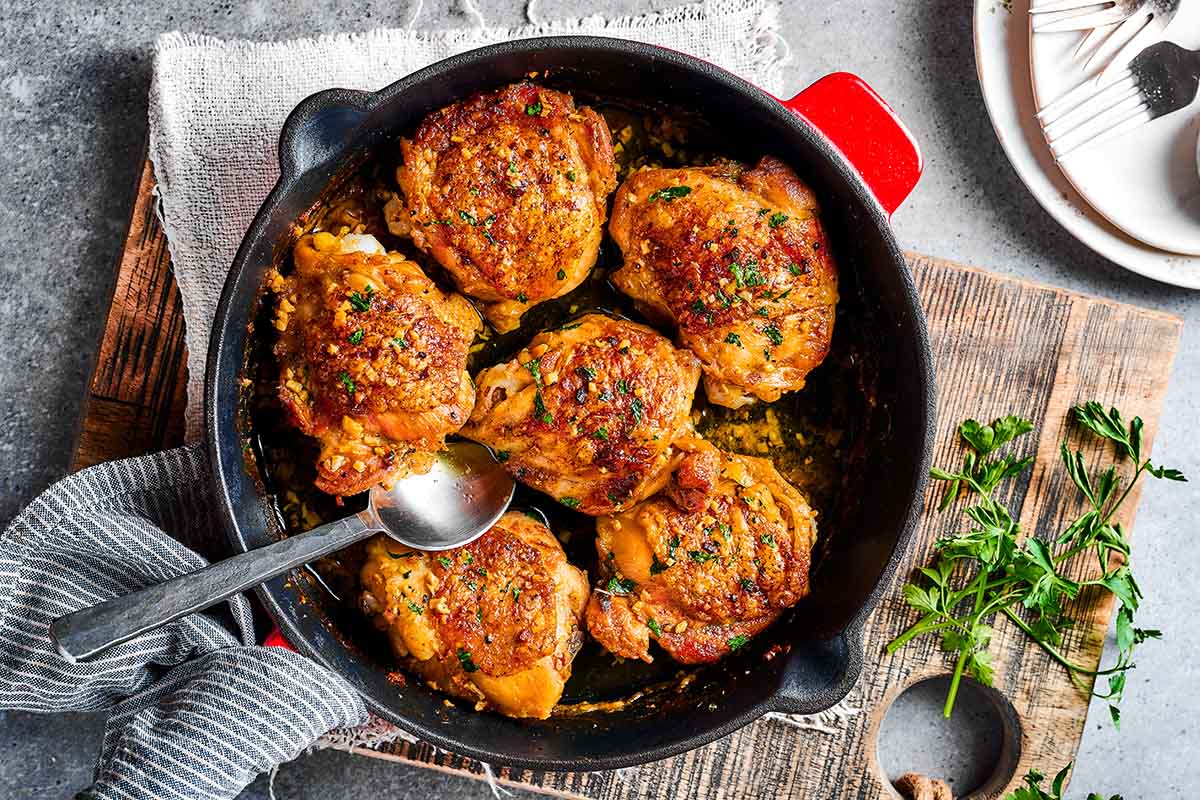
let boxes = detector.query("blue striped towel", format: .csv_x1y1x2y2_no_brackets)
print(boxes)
0,446,368,799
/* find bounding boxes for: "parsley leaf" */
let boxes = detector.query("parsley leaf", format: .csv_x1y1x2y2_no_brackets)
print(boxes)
647,185,692,203
456,649,479,673
606,577,636,595
348,285,374,312
727,634,750,651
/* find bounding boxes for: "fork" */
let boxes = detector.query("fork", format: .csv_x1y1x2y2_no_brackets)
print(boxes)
1031,0,1181,76
1037,41,1200,158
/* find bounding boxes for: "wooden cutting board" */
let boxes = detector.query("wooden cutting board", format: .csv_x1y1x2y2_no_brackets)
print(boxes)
73,160,1182,798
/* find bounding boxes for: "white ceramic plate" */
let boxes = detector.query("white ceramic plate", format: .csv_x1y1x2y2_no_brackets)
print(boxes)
1029,3,1200,255
973,0,1200,288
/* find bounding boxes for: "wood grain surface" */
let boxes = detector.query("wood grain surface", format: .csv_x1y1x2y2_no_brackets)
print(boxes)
73,165,1182,799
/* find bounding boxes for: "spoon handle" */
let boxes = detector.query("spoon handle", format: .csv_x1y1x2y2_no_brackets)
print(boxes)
49,511,376,663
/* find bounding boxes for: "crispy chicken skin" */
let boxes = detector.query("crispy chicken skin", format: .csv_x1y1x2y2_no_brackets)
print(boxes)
608,156,838,408
390,82,617,333
271,231,482,496
586,438,817,664
359,512,589,719
461,314,701,516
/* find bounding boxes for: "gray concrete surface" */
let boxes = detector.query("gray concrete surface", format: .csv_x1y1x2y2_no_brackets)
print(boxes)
0,1,1195,797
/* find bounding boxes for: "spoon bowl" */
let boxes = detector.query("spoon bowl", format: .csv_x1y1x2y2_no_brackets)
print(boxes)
50,441,514,662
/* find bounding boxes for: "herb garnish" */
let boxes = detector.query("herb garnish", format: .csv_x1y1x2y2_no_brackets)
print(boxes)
630,398,644,426
565,170,576,182
650,557,668,576
688,550,716,564
763,325,784,346
888,404,1185,724
456,649,479,673
559,497,581,509
647,185,692,203
768,212,788,228
348,329,364,345
525,357,553,424
647,618,662,636
593,427,609,441
349,285,374,312
556,268,566,280
727,634,750,651
392,336,408,350
337,371,355,395
606,577,636,595
724,332,743,347
406,601,424,615
525,100,543,116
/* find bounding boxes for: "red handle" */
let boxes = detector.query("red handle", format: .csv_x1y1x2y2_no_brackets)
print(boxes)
263,625,296,651
781,72,922,219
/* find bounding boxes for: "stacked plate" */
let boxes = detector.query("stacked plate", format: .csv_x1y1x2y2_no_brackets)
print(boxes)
974,0,1200,288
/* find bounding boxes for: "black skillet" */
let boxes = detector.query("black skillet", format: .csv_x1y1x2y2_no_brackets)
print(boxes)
205,37,935,771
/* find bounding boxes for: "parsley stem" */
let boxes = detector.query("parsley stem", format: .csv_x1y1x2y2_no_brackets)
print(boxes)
886,615,957,653
1000,607,1130,678
944,647,970,718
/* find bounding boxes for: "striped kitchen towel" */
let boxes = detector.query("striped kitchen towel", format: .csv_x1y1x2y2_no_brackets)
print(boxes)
0,446,367,799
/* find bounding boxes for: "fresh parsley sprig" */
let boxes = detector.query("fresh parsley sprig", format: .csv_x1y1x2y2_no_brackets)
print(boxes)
887,403,1185,725
1005,761,1121,800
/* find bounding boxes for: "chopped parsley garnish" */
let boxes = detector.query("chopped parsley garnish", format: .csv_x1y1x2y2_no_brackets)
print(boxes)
756,307,770,318
456,649,479,672
406,601,424,615
560,322,581,331
757,208,769,217
495,450,510,463
760,533,776,547
458,210,477,225
606,577,636,595
556,268,566,280
392,336,408,350
512,587,521,600
469,187,480,196
729,260,766,289
593,427,609,441
647,618,662,636
690,298,706,314
386,550,415,559
650,557,668,576
689,550,716,563
617,379,630,394
348,285,374,312
337,371,356,395
724,332,743,347
647,185,692,203
788,262,805,276
630,397,644,425
559,496,582,509
507,158,518,175
776,289,792,301
740,578,757,592
524,358,544,384
534,391,552,423
763,324,784,346
565,170,576,182
525,100,543,116
348,329,364,345
728,634,750,651
667,536,680,560
516,292,528,303
768,212,788,228
437,556,452,568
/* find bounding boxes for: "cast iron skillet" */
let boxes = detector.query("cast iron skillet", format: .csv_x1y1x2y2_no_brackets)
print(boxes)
205,37,935,770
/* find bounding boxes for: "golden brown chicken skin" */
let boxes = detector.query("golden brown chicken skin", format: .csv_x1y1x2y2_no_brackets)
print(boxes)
586,438,817,664
461,314,701,516
271,231,481,496
359,512,589,719
390,82,617,333
608,156,838,409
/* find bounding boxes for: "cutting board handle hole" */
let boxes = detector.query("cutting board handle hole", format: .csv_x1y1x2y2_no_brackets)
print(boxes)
870,674,1022,799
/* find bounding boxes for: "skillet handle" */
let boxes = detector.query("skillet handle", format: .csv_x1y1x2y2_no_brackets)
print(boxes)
766,623,865,716
780,73,923,219
278,88,376,176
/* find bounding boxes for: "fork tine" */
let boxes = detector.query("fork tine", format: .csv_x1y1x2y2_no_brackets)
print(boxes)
1053,105,1152,159
1073,20,1118,61
1095,12,1158,81
1047,91,1146,150
1029,0,1110,13
1034,5,1127,32
1037,72,1136,125
1044,80,1141,140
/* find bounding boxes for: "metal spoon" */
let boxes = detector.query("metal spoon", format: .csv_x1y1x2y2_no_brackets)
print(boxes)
49,441,514,663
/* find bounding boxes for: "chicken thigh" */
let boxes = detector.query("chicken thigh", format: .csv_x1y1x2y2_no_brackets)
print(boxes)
271,231,481,496
359,511,589,719
586,438,817,664
390,82,617,332
608,156,838,408
461,314,701,516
